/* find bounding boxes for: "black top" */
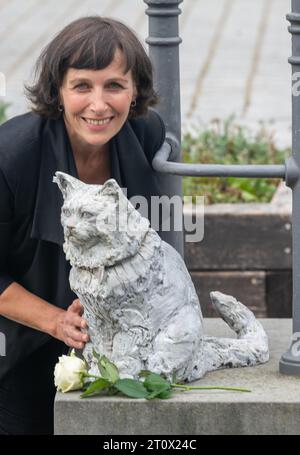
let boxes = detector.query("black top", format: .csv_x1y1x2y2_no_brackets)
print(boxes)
0,110,165,433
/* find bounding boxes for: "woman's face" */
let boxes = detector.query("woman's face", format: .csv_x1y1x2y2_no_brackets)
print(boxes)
59,49,137,153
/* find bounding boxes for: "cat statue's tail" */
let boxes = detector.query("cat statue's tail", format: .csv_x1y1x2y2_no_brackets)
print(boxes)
196,291,269,378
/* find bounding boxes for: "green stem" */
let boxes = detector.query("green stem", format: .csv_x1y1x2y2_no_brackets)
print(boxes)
82,373,101,379
171,384,251,393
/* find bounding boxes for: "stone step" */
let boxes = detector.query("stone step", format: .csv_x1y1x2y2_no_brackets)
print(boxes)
54,319,300,435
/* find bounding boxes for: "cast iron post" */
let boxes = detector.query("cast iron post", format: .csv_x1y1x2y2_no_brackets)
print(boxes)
146,0,300,374
144,0,184,256
280,0,300,374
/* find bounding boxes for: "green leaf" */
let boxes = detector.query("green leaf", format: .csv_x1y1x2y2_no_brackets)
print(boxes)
98,356,120,384
171,371,177,384
143,373,170,392
146,385,171,400
157,389,173,399
80,378,111,398
82,381,92,392
92,349,100,360
107,387,119,396
0,101,10,125
114,379,149,398
240,190,256,202
138,370,152,378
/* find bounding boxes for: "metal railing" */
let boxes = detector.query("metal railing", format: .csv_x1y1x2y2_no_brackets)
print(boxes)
145,0,300,375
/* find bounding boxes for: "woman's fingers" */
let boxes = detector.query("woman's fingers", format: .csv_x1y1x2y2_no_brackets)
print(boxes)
66,338,86,350
68,300,88,328
70,299,84,315
64,327,89,348
62,299,89,348
67,327,89,343
66,313,85,329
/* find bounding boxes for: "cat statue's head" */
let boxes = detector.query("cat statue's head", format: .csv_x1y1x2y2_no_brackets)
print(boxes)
53,172,150,268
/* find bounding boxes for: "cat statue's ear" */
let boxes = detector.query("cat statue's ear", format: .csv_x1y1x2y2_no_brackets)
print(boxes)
53,172,84,199
100,179,121,197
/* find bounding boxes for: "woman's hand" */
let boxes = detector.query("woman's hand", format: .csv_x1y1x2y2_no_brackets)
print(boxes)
55,299,89,349
0,283,90,348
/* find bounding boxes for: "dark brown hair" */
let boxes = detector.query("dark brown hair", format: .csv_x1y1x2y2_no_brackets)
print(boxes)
25,16,158,118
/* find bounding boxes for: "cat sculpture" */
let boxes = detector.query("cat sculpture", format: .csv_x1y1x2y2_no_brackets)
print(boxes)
54,172,269,382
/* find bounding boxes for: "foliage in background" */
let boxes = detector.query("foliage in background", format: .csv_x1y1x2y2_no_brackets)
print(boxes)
182,117,290,204
0,101,9,125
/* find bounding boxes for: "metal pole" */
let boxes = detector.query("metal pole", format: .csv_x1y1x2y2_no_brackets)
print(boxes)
144,0,300,374
152,142,287,178
144,0,184,256
280,0,300,375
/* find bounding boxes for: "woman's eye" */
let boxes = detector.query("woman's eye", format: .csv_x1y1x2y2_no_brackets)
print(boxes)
108,82,123,89
74,83,89,90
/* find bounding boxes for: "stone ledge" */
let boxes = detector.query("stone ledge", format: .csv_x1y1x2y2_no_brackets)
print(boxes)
54,319,300,435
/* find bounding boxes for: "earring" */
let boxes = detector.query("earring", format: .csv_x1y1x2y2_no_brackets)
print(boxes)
58,105,64,112
130,100,137,108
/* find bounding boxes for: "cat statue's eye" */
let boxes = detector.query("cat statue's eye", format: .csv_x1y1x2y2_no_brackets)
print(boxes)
81,211,94,219
62,208,71,217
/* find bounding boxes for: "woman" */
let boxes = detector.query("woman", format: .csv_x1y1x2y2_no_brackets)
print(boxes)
0,16,166,434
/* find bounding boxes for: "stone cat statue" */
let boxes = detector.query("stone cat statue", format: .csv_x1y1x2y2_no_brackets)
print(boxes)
54,171,269,382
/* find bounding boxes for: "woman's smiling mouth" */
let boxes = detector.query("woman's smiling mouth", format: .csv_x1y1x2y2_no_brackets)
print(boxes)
82,116,113,126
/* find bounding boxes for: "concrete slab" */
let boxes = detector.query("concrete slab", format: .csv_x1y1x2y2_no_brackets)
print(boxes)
54,319,300,435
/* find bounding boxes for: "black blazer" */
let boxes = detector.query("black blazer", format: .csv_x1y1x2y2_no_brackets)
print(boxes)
0,109,166,380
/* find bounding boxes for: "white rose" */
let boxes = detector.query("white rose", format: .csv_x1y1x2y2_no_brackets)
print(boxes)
54,349,87,393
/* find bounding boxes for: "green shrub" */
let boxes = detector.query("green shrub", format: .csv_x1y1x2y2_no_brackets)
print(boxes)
182,117,289,204
0,101,9,125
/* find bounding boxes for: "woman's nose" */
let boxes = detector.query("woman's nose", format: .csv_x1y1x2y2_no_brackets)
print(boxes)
89,90,107,114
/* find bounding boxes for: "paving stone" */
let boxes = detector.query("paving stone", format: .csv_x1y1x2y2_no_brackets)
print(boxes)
0,0,292,144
